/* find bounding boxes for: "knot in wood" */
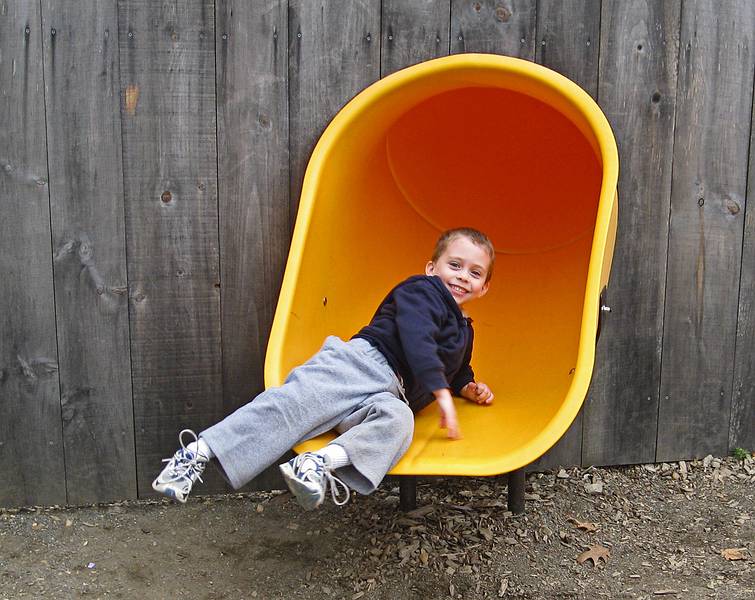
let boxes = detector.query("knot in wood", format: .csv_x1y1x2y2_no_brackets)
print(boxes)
724,198,740,215
495,7,511,22
78,240,93,262
161,190,172,204
61,404,75,422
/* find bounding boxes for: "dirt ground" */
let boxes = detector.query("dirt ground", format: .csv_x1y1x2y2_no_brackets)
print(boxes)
1,455,753,600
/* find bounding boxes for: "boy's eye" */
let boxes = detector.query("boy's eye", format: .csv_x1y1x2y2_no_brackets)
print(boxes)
471,271,481,278
449,261,460,269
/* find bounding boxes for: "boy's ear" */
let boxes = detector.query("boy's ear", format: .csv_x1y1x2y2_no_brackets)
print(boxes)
479,281,490,297
425,261,435,276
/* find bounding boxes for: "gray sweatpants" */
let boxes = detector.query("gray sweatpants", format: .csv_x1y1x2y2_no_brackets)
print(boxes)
200,336,414,495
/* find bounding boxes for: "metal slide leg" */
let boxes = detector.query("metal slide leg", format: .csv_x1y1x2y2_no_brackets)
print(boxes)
507,468,526,514
399,476,417,511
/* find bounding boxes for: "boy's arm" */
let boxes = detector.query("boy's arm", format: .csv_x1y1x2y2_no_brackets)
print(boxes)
394,282,462,439
393,283,448,395
434,388,461,439
450,365,475,394
450,322,475,394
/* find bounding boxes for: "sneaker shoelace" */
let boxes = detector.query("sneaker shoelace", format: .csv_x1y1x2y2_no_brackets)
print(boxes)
160,429,208,485
293,453,351,506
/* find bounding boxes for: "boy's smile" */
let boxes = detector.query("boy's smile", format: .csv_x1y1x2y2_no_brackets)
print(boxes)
425,236,491,305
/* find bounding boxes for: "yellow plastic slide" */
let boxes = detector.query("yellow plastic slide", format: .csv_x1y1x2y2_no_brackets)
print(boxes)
265,54,619,476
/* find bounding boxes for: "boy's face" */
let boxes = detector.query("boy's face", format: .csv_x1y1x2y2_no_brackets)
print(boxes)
425,235,491,306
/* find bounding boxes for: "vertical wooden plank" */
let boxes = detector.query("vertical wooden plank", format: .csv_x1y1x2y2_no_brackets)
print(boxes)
216,0,289,490
583,0,682,466
0,0,65,507
41,1,135,504
381,0,451,76
657,0,755,461
288,0,381,219
451,0,536,59
118,0,225,495
531,0,600,470
730,92,755,452
535,0,600,92
285,0,379,482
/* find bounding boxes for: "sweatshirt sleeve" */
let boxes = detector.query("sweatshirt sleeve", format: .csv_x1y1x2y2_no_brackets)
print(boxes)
450,324,475,395
393,281,449,394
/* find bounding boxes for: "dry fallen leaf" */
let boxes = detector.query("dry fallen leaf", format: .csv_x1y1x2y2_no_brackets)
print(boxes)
568,518,598,532
721,548,748,561
576,544,611,566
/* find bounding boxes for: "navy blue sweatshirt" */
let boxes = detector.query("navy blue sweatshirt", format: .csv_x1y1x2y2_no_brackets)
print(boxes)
353,275,475,412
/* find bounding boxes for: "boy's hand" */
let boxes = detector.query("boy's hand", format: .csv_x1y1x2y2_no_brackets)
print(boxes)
434,388,461,439
460,381,494,405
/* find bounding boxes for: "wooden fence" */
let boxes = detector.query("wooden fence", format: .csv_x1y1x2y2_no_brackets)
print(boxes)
1,0,753,507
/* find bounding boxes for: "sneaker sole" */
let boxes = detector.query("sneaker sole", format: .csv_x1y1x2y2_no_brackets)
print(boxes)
152,480,188,504
279,463,323,511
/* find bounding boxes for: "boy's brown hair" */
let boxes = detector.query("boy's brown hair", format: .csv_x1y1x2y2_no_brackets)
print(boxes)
432,228,496,282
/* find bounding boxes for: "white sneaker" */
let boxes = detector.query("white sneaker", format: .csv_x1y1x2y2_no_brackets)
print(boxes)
152,430,209,503
279,452,350,510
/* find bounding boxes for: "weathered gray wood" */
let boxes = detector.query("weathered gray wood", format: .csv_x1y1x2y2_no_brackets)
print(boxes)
730,76,755,453
216,0,290,490
0,0,66,507
288,0,381,220
451,0,536,58
531,0,601,470
657,0,755,461
381,0,451,76
535,0,599,93
583,0,682,466
118,0,225,496
41,0,135,505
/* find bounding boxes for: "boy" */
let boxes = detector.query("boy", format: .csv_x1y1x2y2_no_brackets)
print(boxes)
153,228,495,509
